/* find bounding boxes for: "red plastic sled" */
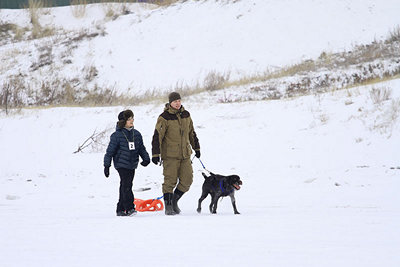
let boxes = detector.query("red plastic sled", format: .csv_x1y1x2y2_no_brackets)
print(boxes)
134,198,164,212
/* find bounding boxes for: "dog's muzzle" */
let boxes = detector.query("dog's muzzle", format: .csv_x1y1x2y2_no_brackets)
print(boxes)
233,180,243,190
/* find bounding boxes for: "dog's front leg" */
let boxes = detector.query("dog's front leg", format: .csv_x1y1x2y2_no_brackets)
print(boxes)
229,193,240,214
210,194,220,214
197,191,209,213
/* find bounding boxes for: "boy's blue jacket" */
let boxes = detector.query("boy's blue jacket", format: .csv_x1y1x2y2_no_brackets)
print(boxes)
104,126,150,170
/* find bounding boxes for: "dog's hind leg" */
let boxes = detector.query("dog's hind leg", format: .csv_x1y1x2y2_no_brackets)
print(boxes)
229,193,240,214
197,191,208,213
208,193,216,213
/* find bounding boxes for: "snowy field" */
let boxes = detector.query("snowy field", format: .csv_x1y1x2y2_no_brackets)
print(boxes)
1,79,400,266
1,0,400,266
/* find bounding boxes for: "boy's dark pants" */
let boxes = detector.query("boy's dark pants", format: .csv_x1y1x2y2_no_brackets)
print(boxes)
116,168,135,212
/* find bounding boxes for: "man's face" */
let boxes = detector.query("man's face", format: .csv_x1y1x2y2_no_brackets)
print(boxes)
170,99,181,110
125,117,134,128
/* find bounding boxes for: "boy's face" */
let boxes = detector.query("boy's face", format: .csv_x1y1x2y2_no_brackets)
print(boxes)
125,117,134,128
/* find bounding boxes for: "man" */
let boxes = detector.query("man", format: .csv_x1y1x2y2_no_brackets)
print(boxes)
151,92,200,215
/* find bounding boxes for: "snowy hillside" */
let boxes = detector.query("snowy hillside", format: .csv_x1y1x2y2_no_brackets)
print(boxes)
1,0,400,100
1,0,400,267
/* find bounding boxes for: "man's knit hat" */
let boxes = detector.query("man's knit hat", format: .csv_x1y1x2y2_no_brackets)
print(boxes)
117,109,133,128
168,92,181,104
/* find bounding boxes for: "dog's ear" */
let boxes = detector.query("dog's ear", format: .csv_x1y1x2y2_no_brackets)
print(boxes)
207,172,217,181
232,175,243,185
202,172,208,179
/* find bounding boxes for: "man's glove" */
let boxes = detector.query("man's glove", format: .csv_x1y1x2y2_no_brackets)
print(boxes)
104,166,110,178
152,156,160,165
195,150,201,158
140,160,150,167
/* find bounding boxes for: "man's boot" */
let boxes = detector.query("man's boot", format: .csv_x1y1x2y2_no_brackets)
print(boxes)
164,193,176,215
172,189,184,214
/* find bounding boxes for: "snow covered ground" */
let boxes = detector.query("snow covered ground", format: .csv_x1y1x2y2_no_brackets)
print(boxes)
1,0,400,266
1,79,400,266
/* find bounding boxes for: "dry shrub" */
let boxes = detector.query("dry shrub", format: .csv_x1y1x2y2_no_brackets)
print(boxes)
153,0,181,6
203,71,230,91
81,85,118,106
14,25,28,40
218,91,233,103
278,60,317,77
71,0,88,18
103,3,116,18
0,22,29,42
0,23,17,39
370,87,392,105
70,30,100,42
102,2,129,20
387,25,400,43
319,114,329,124
371,99,400,137
388,99,400,123
63,83,77,104
27,0,44,38
23,0,55,39
101,2,132,20
0,77,25,111
0,83,11,114
31,45,53,71
84,66,99,82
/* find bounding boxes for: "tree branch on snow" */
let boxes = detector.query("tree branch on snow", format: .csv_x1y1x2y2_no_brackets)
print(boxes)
73,128,111,154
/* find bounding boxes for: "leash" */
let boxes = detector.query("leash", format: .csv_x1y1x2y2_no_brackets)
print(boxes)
192,156,211,174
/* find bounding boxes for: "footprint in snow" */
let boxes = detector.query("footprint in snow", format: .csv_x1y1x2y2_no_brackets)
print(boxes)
304,178,317,183
6,195,21,200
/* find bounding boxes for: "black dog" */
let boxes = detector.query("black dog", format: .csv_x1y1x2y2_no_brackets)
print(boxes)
197,172,243,214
